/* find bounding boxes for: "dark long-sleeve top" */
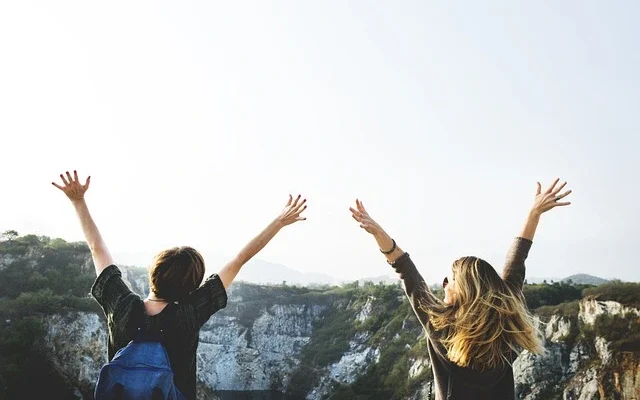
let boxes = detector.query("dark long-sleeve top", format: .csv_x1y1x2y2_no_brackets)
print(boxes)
390,237,533,400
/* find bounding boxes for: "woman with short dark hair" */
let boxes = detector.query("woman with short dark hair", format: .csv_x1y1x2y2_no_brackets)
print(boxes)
53,170,307,399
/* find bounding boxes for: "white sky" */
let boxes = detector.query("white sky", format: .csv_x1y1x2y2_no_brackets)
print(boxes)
1,1,639,283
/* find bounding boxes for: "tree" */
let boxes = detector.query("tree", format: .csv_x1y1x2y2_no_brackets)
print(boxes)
1,230,18,242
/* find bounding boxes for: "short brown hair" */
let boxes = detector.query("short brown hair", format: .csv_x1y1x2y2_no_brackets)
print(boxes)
149,246,206,302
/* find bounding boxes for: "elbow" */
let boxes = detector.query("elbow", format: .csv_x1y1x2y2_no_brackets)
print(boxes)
88,243,104,253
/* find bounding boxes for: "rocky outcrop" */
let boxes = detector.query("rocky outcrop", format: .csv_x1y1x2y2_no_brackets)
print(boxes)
197,303,325,392
40,287,327,399
513,300,640,400
41,312,107,399
580,298,640,325
39,285,639,400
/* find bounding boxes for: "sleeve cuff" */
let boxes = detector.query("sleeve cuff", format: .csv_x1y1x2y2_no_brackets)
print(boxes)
513,237,533,254
205,273,228,310
388,252,410,268
91,264,121,300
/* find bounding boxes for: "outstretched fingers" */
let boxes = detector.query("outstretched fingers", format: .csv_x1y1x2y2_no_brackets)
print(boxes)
291,194,301,208
294,203,308,219
293,197,307,212
280,194,307,224
545,178,560,194
555,189,572,201
552,181,568,195
350,207,362,222
534,178,573,214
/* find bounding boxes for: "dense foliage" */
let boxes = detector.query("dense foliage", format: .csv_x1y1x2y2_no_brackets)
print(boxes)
0,231,101,399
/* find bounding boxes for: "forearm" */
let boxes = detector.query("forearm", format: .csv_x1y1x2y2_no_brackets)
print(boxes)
518,209,541,241
72,200,105,248
391,253,436,331
502,209,538,289
72,199,113,274
219,219,283,288
372,230,405,263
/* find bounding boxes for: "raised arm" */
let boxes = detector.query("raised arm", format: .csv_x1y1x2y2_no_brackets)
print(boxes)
52,171,114,276
350,199,438,330
218,194,307,289
503,178,572,289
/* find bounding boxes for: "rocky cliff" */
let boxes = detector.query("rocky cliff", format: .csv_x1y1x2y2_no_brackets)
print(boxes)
38,275,639,400
1,235,638,399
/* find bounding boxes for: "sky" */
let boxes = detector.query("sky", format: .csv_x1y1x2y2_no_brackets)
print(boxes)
1,1,639,284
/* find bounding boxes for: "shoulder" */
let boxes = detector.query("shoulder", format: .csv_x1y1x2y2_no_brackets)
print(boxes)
91,264,123,299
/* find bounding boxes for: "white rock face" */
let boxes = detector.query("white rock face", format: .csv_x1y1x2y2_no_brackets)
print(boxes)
513,345,567,400
119,267,149,296
545,315,572,343
594,336,613,365
198,303,326,391
567,342,590,375
356,295,376,323
42,312,107,397
408,357,430,379
328,346,380,384
306,328,382,400
580,298,640,325
308,347,381,399
563,366,600,400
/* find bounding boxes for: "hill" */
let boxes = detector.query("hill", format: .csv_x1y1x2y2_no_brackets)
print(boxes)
561,273,609,285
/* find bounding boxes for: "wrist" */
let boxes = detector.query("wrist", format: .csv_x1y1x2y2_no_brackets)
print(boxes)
372,230,388,241
379,238,397,254
528,209,542,220
272,218,285,230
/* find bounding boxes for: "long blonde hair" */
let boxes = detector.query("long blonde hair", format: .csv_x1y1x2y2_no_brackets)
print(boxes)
424,256,544,370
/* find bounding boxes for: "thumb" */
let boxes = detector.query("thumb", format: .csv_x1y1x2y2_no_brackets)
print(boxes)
536,182,541,195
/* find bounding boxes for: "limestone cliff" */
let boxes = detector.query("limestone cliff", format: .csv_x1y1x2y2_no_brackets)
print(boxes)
39,278,639,399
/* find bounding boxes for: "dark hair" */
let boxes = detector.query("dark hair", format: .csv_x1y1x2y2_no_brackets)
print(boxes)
149,246,206,302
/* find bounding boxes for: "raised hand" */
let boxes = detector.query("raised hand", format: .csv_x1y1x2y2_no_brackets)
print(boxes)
52,170,91,202
276,194,307,227
349,199,383,236
532,178,572,215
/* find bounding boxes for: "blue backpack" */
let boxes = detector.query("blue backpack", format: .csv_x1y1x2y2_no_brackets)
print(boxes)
95,329,185,400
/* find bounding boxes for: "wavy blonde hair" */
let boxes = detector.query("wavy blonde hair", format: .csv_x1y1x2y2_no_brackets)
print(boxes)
424,256,544,370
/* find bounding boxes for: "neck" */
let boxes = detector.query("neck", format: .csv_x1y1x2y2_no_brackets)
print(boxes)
146,294,167,303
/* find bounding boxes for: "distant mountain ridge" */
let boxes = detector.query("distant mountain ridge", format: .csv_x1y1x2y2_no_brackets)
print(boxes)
233,259,399,287
528,274,610,285
234,259,338,286
237,261,613,287
114,248,613,287
561,273,609,285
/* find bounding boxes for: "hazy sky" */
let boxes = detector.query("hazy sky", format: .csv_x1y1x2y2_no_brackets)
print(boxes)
1,1,639,283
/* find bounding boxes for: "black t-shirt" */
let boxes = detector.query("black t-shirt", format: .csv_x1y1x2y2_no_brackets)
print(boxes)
91,265,228,400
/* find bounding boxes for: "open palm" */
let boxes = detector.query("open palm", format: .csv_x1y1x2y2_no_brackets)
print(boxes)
52,170,90,202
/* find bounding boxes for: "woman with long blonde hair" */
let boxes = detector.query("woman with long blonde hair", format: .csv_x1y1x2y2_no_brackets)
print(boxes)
350,178,572,399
